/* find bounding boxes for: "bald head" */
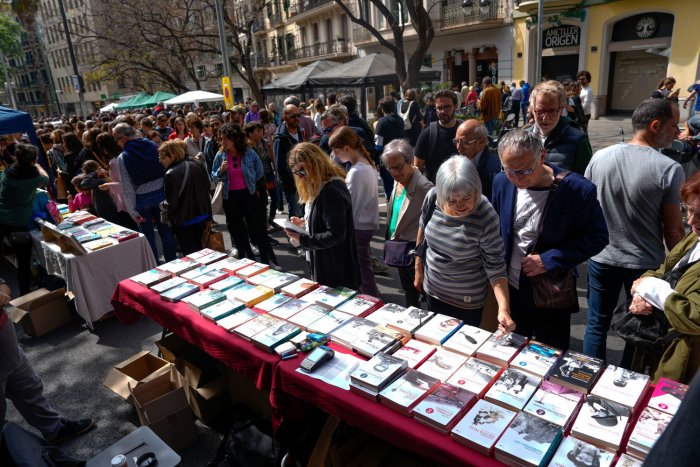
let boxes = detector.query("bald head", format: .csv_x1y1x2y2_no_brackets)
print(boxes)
455,120,488,159
283,104,301,130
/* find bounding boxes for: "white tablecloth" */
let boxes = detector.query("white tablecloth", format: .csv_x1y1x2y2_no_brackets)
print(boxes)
32,232,156,328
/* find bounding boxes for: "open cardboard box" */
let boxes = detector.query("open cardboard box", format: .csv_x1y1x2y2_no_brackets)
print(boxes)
129,366,198,451
177,357,230,424
104,351,171,401
156,333,195,363
8,288,72,337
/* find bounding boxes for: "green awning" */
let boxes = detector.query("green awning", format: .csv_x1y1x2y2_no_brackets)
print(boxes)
114,92,149,110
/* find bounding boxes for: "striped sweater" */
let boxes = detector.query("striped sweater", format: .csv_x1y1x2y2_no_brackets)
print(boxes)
420,189,506,310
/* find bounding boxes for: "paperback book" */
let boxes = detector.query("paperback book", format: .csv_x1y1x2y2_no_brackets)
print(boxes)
570,395,632,451
366,303,406,326
180,264,220,281
216,257,255,274
110,230,140,243
150,276,188,294
352,325,402,358
350,352,408,392
200,299,245,322
181,289,226,312
209,276,244,292
413,313,463,345
416,348,468,382
157,257,199,276
160,282,199,302
254,293,292,313
251,321,302,352
549,436,615,467
235,262,270,279
287,304,329,331
494,411,562,467
304,285,357,309
386,306,435,336
549,351,605,394
442,324,492,357
74,232,101,243
234,285,274,308
130,269,171,287
590,365,650,412
412,383,476,433
523,380,583,428
217,308,258,332
224,282,256,302
330,318,379,350
626,407,672,458
196,250,228,265
336,294,383,317
446,357,503,398
306,310,353,335
391,339,436,369
484,367,541,411
648,377,687,416
185,248,217,261
190,269,229,288
246,269,283,286
261,272,300,293
475,332,528,366
83,238,115,251
233,313,279,341
616,453,644,467
280,278,318,298
450,399,517,455
379,369,440,415
509,340,563,379
268,298,310,321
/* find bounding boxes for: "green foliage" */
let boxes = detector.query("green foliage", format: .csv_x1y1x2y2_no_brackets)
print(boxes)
0,13,23,57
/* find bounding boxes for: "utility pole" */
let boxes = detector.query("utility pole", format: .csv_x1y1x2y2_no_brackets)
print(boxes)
214,0,231,83
57,0,88,116
1,54,17,109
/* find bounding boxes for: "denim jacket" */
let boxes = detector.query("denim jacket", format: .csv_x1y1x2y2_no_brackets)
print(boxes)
211,147,264,199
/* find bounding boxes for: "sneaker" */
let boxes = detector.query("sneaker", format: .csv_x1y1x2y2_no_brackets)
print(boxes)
252,246,259,256
371,255,388,275
229,248,240,259
51,418,95,444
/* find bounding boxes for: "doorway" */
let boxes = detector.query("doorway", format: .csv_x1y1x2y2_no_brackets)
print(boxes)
607,50,667,113
541,55,579,83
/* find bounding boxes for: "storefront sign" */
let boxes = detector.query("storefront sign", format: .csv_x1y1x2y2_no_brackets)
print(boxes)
544,26,580,48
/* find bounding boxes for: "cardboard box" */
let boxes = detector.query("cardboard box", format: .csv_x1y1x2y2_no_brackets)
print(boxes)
156,333,193,363
8,288,72,337
130,366,198,451
177,358,230,424
104,351,171,400
224,366,272,421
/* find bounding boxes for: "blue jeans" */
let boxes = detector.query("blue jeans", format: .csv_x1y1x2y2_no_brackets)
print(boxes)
379,166,394,200
584,260,647,360
135,191,176,263
484,118,497,135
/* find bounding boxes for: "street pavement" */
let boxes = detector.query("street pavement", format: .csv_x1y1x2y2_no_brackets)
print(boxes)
4,116,637,464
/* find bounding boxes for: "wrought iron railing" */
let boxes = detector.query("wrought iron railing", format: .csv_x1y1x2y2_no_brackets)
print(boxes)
288,40,349,61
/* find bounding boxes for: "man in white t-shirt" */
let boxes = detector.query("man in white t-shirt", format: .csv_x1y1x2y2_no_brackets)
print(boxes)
577,70,594,133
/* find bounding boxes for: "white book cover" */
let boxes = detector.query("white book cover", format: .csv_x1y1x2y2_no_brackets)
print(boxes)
191,270,229,288
331,318,378,348
523,380,582,427
509,340,562,378
648,377,688,416
180,264,219,281
476,332,528,365
616,453,645,467
246,269,282,286
224,282,256,302
216,308,258,332
442,324,492,357
484,368,540,411
287,304,329,330
233,313,279,341
494,412,562,467
281,278,318,297
157,257,199,275
627,407,672,455
391,339,436,369
160,282,199,302
150,276,187,293
446,357,502,396
549,437,615,467
413,383,476,429
571,396,632,450
352,327,398,357
235,285,273,307
417,348,468,382
261,272,299,293
337,294,382,316
387,306,435,335
130,268,171,287
196,251,228,265
185,248,217,260
209,275,244,292
269,299,311,321
235,262,269,279
590,365,650,409
367,302,407,325
216,257,254,273
200,300,245,321
255,294,292,313
379,370,439,412
350,352,408,390
451,399,516,453
181,289,225,311
304,286,356,309
307,310,353,335
414,313,463,345
251,321,301,350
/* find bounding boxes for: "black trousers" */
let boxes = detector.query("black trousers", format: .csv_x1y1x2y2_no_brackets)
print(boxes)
397,264,420,308
223,189,276,264
173,221,206,257
0,225,32,295
509,283,573,350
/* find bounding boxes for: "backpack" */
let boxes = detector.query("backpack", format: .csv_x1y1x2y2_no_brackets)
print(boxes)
398,101,414,131
428,119,463,156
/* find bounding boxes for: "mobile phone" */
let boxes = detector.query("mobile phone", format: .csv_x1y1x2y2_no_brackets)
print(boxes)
299,346,334,373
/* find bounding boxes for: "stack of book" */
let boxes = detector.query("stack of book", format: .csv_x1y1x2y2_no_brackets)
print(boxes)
305,285,356,309
451,399,517,455
509,340,562,379
349,352,408,400
181,289,226,312
209,276,244,292
235,262,270,279
160,282,199,302
330,318,378,351
548,436,615,467
494,412,562,467
548,351,604,394
287,304,330,331
366,303,406,324
523,380,583,430
306,309,353,335
150,276,188,294
217,308,258,332
570,395,632,452
224,282,256,302
336,294,383,317
386,306,435,337
110,230,140,243
413,383,476,433
185,248,218,262
414,313,463,345
246,269,284,286
475,332,528,366
352,324,405,358
647,377,687,416
626,407,672,459
415,348,467,382
233,313,279,341
215,257,255,275
589,365,650,414
260,272,300,293
194,250,228,265
180,264,220,282
234,285,274,308
268,298,310,321
251,320,302,353
446,357,503,398
280,278,318,298
253,294,292,314
130,269,171,287
442,324,492,357
379,369,440,415
157,257,199,276
190,269,229,289
484,368,541,411
199,299,245,322
390,339,436,369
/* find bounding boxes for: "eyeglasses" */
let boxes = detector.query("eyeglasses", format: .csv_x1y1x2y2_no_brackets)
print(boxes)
286,113,301,119
292,167,307,177
158,154,170,161
436,105,453,112
533,107,563,118
386,161,406,173
322,124,337,134
682,203,699,218
502,158,538,177
452,136,482,147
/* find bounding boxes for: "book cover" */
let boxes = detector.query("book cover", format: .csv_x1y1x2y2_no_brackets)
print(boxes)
281,278,319,298
549,351,605,394
494,412,562,467
181,289,226,311
590,365,650,411
83,238,115,251
224,282,256,302
366,303,407,325
82,218,105,228
442,324,492,357
268,298,310,321
215,257,255,274
509,340,563,379
200,299,246,322
185,248,217,261
523,380,583,428
451,399,517,455
306,310,353,335
648,377,687,416
413,383,476,432
615,453,645,467
446,357,502,398
160,282,199,302
626,407,672,457
416,348,468,382
74,231,101,243
130,268,171,287
254,293,292,313
72,213,97,224
304,285,357,309
233,313,279,341
571,395,631,451
352,326,399,358
149,276,188,294
379,369,440,414
350,352,408,391
549,436,615,467
391,339,436,369
157,257,199,276
386,306,435,336
413,313,463,345
196,250,228,265
209,275,244,292
484,367,541,411
246,268,283,286
337,294,383,317
260,272,300,293
180,264,219,281
191,269,229,288
287,304,329,330
252,320,302,352
110,230,140,243
235,262,270,279
330,318,379,350
235,285,274,308
475,332,528,366
217,308,258,332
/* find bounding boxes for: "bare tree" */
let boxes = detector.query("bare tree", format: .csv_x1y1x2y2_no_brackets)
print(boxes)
333,0,436,90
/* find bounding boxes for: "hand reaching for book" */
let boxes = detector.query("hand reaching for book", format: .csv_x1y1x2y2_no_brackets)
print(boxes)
497,310,515,335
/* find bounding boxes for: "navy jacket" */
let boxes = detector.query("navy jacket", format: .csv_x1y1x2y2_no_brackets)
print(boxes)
273,122,305,193
491,163,608,273
476,146,501,202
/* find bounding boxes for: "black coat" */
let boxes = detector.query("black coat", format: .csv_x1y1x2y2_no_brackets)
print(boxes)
163,158,212,226
299,178,361,289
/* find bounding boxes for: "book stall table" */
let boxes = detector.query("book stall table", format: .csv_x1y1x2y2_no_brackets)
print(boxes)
32,231,156,329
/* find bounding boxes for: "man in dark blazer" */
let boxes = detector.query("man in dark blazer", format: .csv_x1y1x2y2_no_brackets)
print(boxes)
454,120,501,201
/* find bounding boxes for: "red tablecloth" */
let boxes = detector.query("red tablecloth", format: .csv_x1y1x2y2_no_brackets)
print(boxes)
111,279,278,390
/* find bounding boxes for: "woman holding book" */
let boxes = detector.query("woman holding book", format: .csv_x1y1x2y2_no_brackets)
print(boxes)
414,155,514,333
628,170,700,384
282,143,361,290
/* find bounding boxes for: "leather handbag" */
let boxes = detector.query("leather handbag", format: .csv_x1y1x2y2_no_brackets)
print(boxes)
528,171,578,309
383,240,415,268
611,301,680,356
202,221,225,252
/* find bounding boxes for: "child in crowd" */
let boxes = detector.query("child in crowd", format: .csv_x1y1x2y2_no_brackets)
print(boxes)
67,174,93,212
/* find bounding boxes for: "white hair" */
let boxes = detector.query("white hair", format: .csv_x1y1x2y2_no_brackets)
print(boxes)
435,155,482,208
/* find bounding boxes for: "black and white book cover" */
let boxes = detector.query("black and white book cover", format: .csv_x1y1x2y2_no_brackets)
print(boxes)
130,268,171,287
261,272,300,293
523,380,583,428
216,307,258,332
337,294,383,316
306,310,353,335
413,313,463,345
509,340,562,378
181,289,226,311
150,276,187,294
549,351,604,394
287,304,329,330
442,324,492,357
451,399,516,454
331,318,378,349
366,303,407,325
627,407,672,457
413,383,476,431
548,436,615,467
494,411,562,467
484,367,541,411
387,306,435,336
475,332,528,366
416,348,467,382
352,326,399,358
350,352,408,391
233,313,279,341
268,298,309,321
590,365,650,410
391,339,436,369
446,357,502,397
159,282,199,302
199,299,245,322
571,395,632,451
252,320,302,352
379,369,439,413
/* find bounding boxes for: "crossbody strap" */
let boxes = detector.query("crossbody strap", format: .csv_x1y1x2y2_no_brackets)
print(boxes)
531,170,570,253
177,161,190,199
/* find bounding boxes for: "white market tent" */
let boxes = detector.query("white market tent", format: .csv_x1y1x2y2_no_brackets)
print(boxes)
99,102,117,112
164,90,225,106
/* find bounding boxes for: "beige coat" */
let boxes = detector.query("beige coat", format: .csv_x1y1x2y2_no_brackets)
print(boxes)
385,168,433,242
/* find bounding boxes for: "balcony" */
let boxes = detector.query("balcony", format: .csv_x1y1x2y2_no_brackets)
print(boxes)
268,10,282,26
289,0,334,17
439,0,510,29
254,54,271,68
288,40,350,62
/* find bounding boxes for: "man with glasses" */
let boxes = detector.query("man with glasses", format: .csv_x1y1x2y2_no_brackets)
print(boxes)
583,98,685,362
527,80,592,175
155,113,173,141
414,89,461,183
454,120,501,201
273,104,306,219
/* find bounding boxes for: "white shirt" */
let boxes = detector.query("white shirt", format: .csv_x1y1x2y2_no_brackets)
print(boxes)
580,85,594,115
637,240,700,309
509,188,549,288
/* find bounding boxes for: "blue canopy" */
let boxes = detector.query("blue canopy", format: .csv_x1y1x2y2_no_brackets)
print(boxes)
0,105,39,145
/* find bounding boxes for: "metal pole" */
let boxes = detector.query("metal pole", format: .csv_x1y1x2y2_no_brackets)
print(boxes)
535,0,544,82
214,0,231,82
1,54,17,108
57,0,88,117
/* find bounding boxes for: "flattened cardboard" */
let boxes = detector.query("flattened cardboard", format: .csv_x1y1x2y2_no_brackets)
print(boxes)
103,351,171,400
8,287,72,337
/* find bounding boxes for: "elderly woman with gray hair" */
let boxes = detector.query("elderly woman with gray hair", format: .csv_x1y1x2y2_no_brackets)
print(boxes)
382,139,433,307
414,155,515,332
